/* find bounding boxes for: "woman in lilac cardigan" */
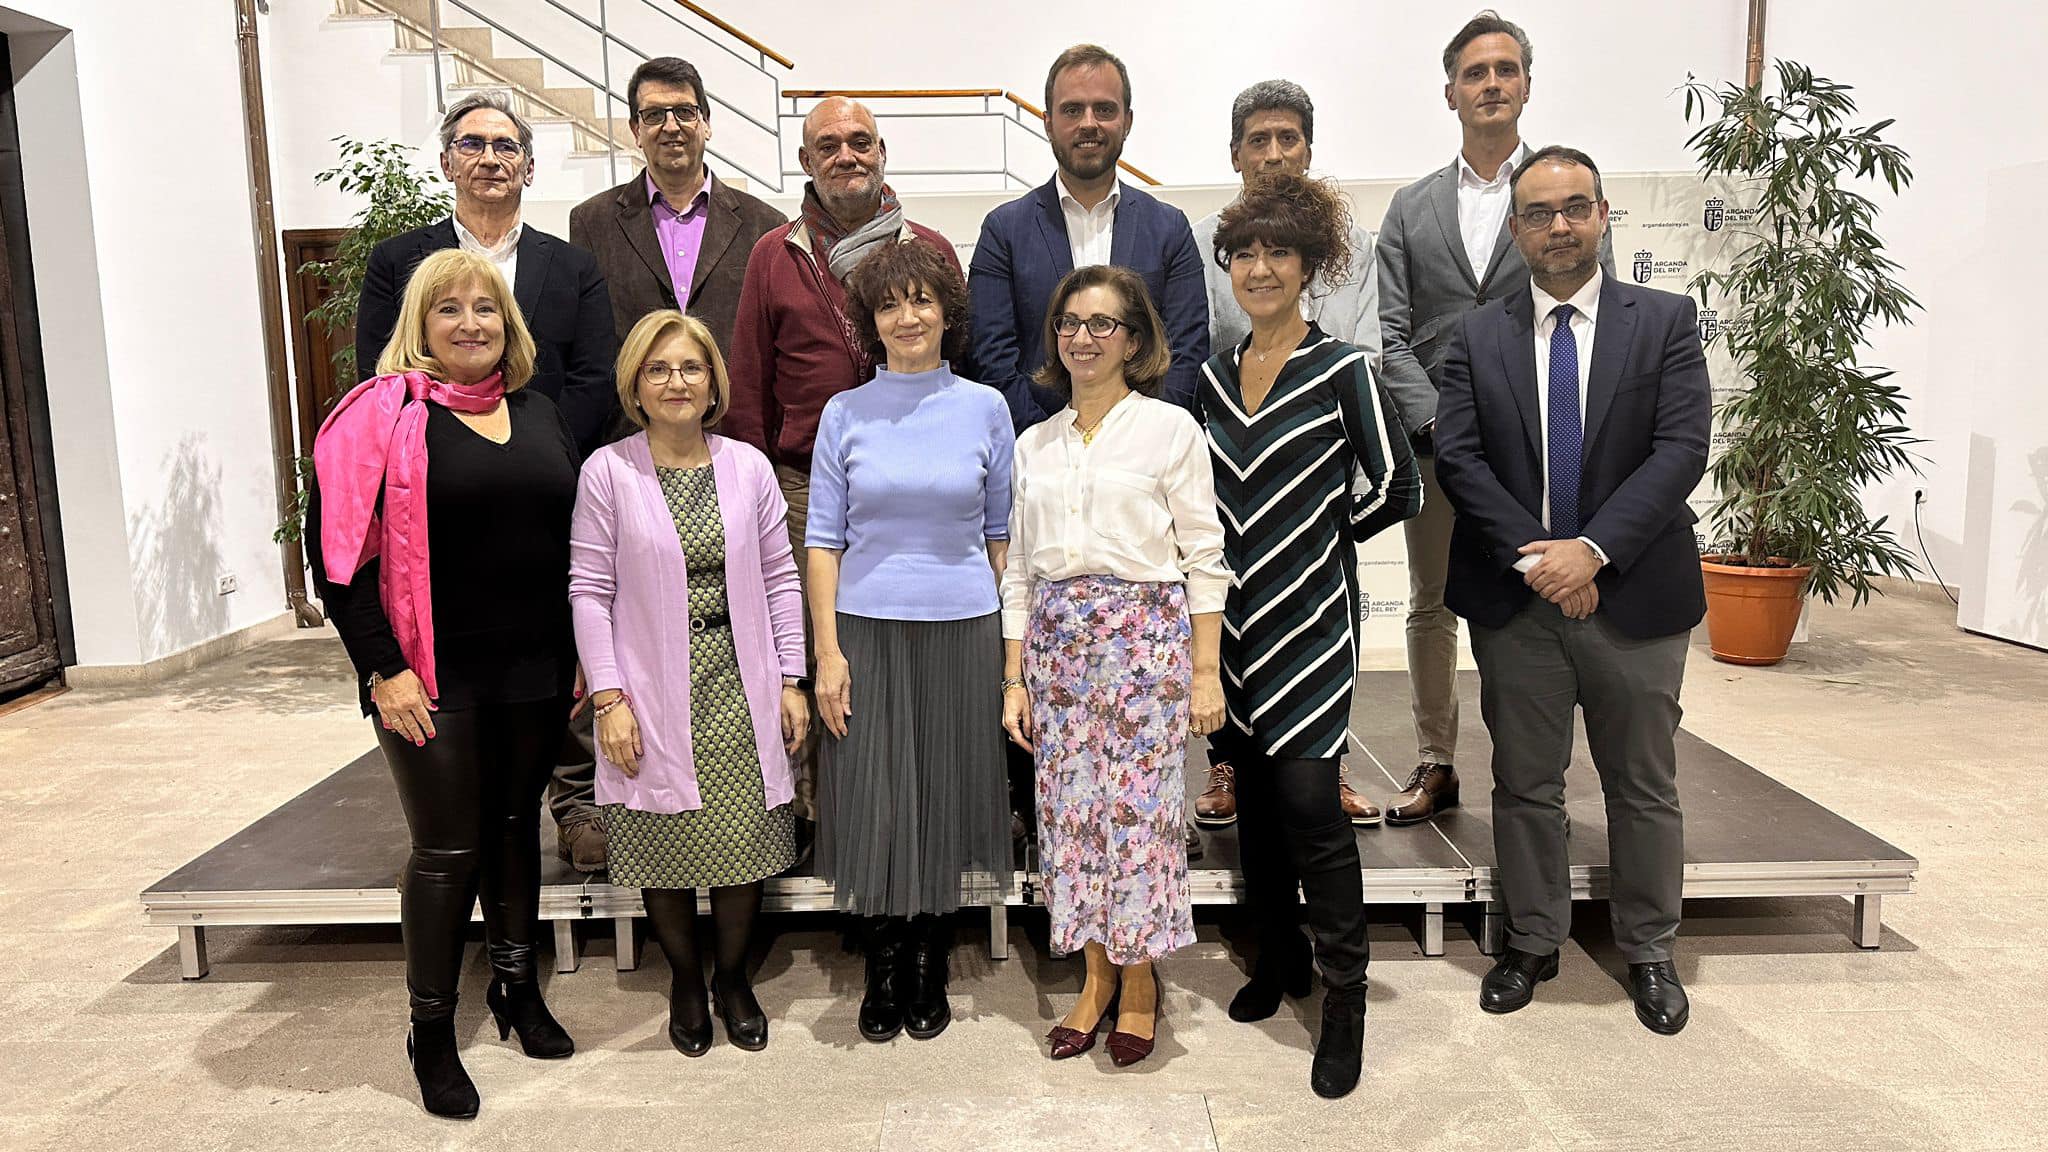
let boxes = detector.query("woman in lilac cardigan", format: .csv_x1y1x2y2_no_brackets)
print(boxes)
569,311,808,1057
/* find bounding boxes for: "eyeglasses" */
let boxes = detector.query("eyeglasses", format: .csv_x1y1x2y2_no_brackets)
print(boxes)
1053,313,1131,339
450,135,526,160
1517,201,1598,229
642,360,710,385
636,104,704,129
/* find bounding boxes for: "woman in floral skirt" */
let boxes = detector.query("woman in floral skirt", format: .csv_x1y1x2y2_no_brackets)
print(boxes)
999,265,1230,1067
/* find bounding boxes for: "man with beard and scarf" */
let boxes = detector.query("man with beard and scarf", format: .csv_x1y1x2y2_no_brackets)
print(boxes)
969,43,1208,428
725,96,964,828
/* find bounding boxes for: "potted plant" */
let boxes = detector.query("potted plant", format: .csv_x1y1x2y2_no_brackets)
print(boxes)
1681,62,1922,665
275,137,451,544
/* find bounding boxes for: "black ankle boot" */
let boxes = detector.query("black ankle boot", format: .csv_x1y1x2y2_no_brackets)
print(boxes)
858,917,907,1043
1309,985,1368,1099
406,1015,480,1120
712,970,768,1051
1228,936,1314,1023
902,916,954,1040
485,978,575,1059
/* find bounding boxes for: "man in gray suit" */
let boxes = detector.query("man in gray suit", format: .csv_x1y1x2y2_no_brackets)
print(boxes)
1375,11,1611,826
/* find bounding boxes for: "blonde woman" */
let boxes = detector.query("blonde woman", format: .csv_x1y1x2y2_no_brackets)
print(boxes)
569,311,808,1057
309,248,577,1120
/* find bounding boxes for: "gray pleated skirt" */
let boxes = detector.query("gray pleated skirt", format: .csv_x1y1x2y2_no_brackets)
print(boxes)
815,611,1014,916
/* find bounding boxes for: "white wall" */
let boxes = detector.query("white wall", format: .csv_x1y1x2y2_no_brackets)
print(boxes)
4,0,285,666
1762,1,2048,636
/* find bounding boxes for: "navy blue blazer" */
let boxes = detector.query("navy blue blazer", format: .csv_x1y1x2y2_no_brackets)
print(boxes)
968,179,1209,428
1432,275,1710,639
354,219,619,457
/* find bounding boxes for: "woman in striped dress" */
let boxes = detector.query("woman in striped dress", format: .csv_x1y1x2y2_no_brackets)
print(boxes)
1199,173,1422,1099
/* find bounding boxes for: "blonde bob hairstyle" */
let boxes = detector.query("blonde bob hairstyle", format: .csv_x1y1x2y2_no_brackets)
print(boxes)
375,248,537,390
614,310,731,430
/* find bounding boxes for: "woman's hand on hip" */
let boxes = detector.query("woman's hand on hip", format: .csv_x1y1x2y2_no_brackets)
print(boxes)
780,685,810,753
815,651,852,739
1001,682,1034,753
373,669,436,746
597,699,643,778
1191,672,1226,738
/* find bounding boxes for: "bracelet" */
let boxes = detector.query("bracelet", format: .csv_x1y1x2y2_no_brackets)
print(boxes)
1000,676,1025,691
593,691,631,719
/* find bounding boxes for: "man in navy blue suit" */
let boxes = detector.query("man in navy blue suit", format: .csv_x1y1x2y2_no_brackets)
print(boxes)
968,43,1209,427
1433,146,1709,1035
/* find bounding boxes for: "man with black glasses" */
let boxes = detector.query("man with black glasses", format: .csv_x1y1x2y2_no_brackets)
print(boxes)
571,57,784,355
355,90,620,871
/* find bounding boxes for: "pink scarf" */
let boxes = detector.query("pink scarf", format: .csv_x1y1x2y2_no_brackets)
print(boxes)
313,370,506,700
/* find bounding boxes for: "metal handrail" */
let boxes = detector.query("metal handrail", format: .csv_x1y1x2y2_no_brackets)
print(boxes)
779,89,1162,187
386,0,790,192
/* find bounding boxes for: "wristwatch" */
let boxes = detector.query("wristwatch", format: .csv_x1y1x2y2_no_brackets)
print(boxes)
786,675,815,692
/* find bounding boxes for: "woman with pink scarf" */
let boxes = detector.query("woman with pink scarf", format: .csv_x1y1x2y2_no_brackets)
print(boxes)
307,249,580,1121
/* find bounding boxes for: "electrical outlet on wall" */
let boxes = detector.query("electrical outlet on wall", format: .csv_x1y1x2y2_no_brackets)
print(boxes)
217,573,238,596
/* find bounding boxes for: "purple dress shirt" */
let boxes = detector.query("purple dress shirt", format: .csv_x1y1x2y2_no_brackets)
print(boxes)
649,170,711,309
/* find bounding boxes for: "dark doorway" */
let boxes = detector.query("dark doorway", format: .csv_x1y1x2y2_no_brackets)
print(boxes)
0,30,66,695
283,227,352,449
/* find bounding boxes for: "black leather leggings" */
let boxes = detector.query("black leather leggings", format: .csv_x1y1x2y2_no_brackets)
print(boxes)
1218,729,1371,992
377,698,566,1021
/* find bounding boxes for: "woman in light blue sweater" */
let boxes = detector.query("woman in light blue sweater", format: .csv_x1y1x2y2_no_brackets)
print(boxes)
806,237,1015,1045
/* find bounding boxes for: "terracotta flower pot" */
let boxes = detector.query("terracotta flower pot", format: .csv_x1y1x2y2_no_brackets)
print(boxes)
1699,556,1813,666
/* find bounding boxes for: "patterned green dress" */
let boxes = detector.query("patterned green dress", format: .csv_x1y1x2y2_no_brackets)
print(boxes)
603,464,798,889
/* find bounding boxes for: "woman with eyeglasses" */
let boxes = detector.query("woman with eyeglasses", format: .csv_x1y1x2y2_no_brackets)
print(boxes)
568,310,809,1057
999,265,1229,1067
807,238,1015,1044
1202,172,1421,1099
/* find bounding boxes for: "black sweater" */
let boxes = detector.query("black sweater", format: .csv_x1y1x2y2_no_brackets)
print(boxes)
308,390,581,715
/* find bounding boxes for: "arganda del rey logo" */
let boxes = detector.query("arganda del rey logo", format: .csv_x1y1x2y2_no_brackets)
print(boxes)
1703,197,1725,231
1632,249,1654,284
1697,308,1719,344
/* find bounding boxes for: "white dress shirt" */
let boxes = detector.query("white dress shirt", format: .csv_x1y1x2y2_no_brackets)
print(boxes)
1456,151,1515,284
1000,391,1232,640
1058,178,1120,269
1515,269,1609,571
453,214,523,290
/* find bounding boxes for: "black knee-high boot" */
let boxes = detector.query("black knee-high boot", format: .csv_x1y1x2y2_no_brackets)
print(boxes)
858,916,908,1042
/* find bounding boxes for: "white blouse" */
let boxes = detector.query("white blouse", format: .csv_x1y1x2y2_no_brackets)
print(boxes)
1000,392,1233,640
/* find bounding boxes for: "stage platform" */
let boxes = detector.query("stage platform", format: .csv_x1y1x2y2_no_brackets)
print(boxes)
143,671,1916,979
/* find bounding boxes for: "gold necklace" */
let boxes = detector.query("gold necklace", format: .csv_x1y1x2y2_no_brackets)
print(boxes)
1073,392,1127,445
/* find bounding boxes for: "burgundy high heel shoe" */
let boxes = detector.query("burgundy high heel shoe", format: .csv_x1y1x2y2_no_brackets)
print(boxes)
1046,987,1120,1060
1106,982,1161,1067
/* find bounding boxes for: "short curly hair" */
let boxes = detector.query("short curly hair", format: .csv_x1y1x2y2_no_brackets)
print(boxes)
843,238,971,365
1211,172,1354,292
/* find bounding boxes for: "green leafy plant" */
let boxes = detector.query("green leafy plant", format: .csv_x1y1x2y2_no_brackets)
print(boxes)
1683,61,1921,606
278,138,450,545
300,137,453,384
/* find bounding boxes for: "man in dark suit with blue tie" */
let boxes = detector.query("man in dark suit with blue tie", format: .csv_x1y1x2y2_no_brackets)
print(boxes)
969,44,1209,427
1433,146,1709,1035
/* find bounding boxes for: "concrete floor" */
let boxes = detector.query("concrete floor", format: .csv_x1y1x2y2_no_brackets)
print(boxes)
1,594,2043,1150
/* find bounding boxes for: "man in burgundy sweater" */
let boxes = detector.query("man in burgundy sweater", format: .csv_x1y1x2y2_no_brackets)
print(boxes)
725,96,962,820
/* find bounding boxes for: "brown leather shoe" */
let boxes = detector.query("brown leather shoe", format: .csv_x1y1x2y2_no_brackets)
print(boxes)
1337,770,1382,826
557,819,608,873
1194,760,1238,826
1385,764,1459,826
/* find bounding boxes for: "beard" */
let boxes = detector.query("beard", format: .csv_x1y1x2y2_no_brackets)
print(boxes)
1055,135,1123,181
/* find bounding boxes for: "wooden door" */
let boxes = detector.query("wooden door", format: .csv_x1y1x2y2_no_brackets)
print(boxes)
0,213,57,693
284,228,353,451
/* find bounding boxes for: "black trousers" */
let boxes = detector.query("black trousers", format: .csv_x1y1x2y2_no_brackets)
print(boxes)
377,697,567,1021
1217,728,1370,991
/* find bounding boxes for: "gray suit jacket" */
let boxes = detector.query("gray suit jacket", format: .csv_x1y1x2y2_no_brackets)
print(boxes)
568,169,786,354
1376,146,1613,441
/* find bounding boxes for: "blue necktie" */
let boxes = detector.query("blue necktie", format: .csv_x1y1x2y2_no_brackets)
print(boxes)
1547,304,1582,538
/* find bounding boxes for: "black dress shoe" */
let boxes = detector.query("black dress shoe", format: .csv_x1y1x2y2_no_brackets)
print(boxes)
1309,985,1367,1099
1227,943,1314,1023
1628,961,1689,1035
712,972,768,1051
1479,946,1559,1014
